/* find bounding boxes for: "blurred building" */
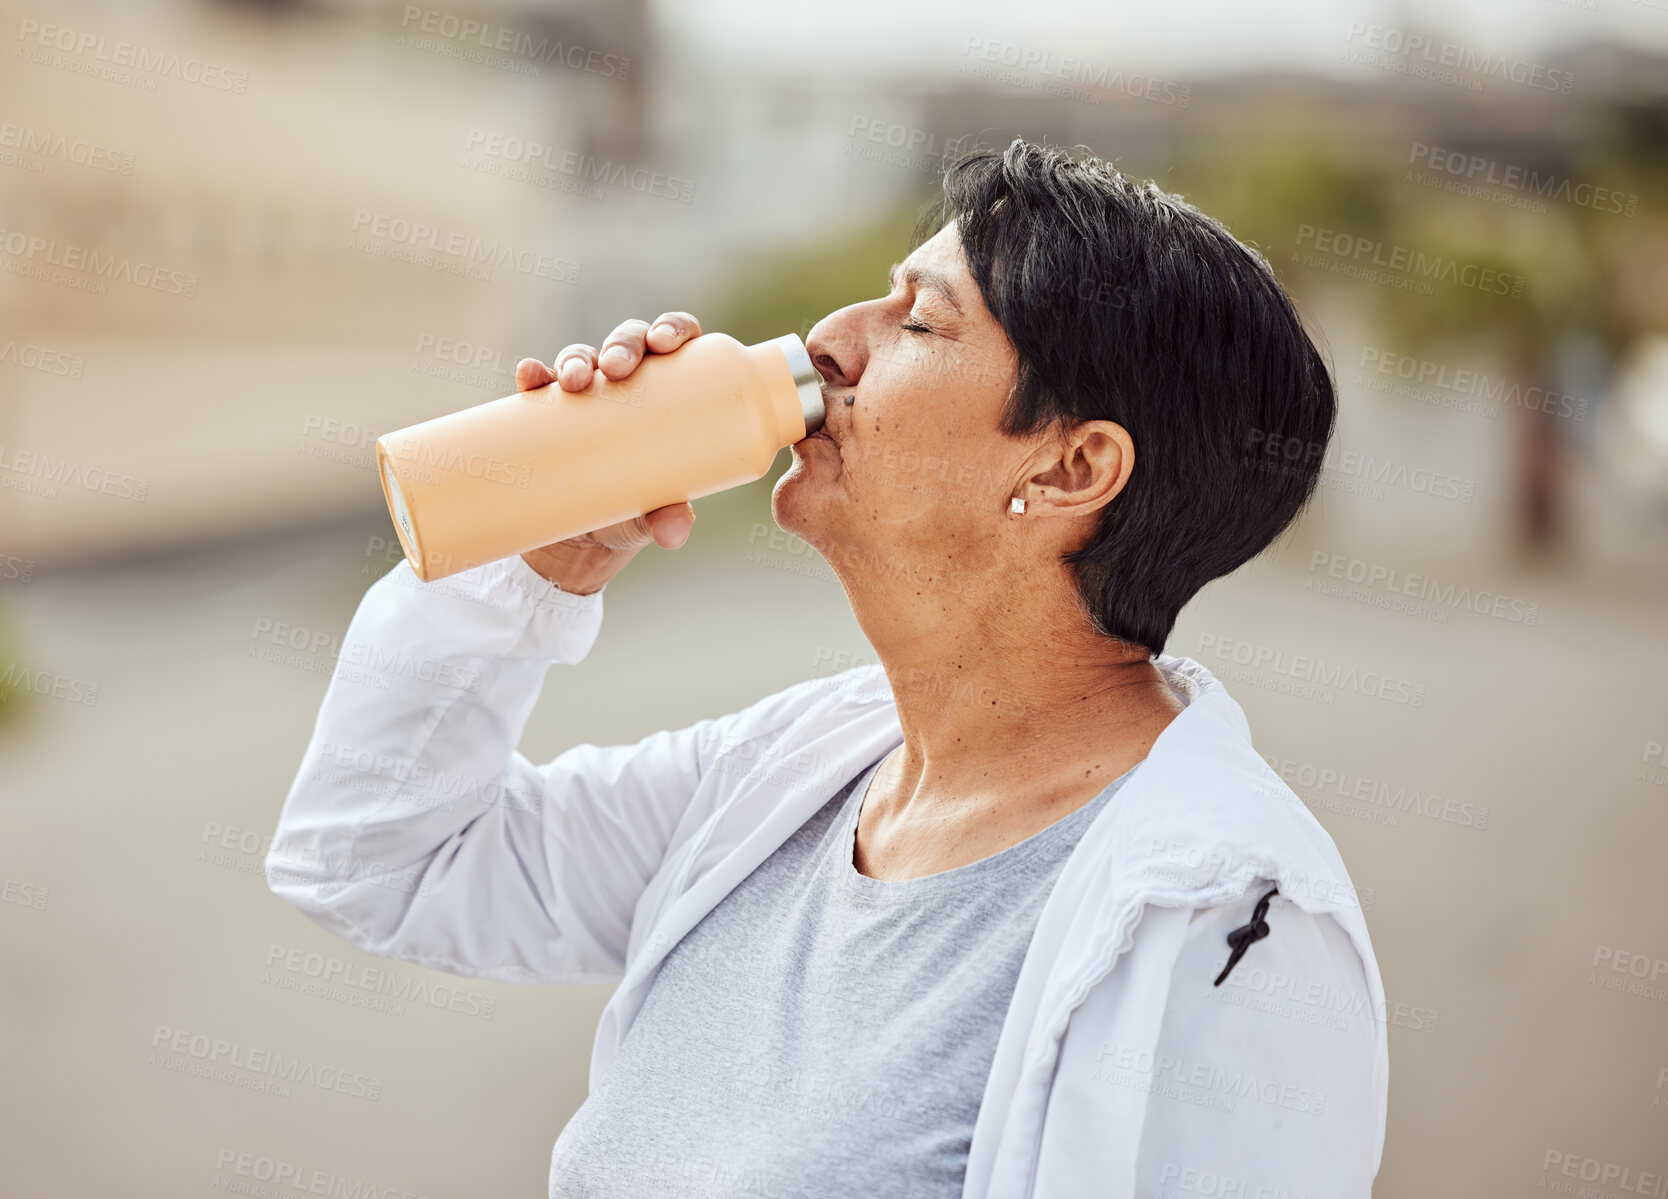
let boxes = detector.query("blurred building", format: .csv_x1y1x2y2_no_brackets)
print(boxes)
3,1,1665,576
0,0,647,563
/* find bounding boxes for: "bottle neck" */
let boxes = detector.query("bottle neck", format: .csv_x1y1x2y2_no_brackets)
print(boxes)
748,333,824,440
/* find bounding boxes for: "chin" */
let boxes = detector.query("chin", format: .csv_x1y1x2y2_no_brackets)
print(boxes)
771,451,835,542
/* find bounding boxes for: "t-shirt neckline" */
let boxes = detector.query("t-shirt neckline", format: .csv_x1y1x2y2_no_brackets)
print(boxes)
836,752,1136,901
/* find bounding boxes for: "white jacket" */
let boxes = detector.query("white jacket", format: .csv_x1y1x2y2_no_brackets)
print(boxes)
265,555,1389,1198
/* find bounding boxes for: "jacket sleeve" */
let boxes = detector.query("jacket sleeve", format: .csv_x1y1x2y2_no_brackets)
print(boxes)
265,555,770,987
1129,900,1382,1197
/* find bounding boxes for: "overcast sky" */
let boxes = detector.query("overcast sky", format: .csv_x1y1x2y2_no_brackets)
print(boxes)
655,0,1668,83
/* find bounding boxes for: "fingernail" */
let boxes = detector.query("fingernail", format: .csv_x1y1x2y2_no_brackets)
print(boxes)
600,346,630,369
651,322,676,339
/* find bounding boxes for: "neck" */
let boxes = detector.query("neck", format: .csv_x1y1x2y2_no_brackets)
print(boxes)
845,564,1186,821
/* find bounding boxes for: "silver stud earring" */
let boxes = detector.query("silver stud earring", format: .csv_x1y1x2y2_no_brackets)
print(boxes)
1008,496,1026,516
843,394,855,405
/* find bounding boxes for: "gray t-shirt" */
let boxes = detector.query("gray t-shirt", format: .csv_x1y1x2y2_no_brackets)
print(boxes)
547,753,1136,1199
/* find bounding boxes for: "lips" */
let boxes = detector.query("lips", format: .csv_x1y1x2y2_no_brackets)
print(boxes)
804,412,837,445
804,386,842,446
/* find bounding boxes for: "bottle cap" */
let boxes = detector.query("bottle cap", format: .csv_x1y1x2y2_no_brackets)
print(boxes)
767,333,825,436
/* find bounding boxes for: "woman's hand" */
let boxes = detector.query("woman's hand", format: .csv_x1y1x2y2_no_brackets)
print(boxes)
517,312,704,594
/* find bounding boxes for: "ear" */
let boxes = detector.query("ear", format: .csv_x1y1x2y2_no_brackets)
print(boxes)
1016,421,1134,518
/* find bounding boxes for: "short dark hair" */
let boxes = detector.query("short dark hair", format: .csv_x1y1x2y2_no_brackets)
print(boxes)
913,137,1337,655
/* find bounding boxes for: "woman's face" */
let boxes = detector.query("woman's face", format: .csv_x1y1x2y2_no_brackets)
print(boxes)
773,222,1029,593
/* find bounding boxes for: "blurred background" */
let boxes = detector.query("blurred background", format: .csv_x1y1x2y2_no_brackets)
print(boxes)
2,0,1666,1194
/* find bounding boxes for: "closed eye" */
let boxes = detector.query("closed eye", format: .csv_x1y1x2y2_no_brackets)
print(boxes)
901,320,933,334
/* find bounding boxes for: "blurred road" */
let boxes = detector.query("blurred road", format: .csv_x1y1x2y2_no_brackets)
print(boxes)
0,488,1664,1197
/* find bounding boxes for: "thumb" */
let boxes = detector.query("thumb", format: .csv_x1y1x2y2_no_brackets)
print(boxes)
646,502,695,549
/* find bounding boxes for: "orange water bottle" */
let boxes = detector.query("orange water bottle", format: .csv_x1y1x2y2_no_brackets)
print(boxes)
375,332,825,582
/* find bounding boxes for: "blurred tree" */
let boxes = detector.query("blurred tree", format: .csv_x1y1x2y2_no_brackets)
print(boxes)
1174,105,1668,561
699,201,934,533
716,203,929,349
711,109,1668,558
0,607,26,729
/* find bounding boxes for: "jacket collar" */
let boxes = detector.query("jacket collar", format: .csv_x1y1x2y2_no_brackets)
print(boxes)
817,653,1365,920
600,654,1382,1107
612,653,1370,1014
953,653,1387,1198
816,654,1376,1009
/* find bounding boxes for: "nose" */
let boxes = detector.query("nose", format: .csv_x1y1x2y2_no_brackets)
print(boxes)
805,308,865,392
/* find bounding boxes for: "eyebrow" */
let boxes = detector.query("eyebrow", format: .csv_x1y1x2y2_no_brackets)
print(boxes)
888,260,964,316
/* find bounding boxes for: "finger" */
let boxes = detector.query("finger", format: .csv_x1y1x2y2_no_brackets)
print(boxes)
554,344,596,391
590,514,655,553
597,319,653,380
645,501,695,550
646,312,702,354
515,358,555,392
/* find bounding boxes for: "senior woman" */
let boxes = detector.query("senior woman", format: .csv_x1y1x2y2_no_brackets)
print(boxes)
266,138,1387,1198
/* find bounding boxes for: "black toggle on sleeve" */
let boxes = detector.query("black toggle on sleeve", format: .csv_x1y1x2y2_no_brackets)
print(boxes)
1213,886,1279,987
